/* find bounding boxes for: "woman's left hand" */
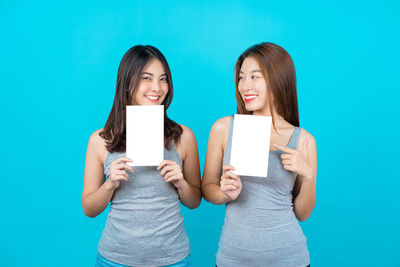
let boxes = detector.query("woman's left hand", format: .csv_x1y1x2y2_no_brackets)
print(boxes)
158,160,186,189
273,138,315,180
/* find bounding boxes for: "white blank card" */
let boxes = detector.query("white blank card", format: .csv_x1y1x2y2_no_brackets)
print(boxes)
126,105,164,166
230,114,272,177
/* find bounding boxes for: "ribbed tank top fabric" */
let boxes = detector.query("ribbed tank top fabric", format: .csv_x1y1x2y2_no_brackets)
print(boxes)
216,116,310,267
97,142,190,267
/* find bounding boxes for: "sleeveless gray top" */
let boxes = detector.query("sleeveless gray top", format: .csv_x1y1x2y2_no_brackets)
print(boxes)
216,116,310,267
97,143,190,266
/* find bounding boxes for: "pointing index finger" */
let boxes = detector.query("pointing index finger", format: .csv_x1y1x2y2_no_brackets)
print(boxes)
273,144,297,154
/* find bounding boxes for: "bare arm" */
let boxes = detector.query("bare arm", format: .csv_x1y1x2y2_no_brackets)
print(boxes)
202,117,241,205
82,130,132,218
292,132,317,221
275,129,317,222
176,125,202,209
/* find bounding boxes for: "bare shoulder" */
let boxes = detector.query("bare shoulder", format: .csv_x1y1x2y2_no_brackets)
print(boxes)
175,124,198,162
210,116,231,136
299,128,316,142
178,124,197,145
210,116,231,152
88,129,107,147
87,128,108,164
298,128,317,150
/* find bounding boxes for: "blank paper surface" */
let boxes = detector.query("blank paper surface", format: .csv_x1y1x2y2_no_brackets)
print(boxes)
230,114,272,177
126,105,164,166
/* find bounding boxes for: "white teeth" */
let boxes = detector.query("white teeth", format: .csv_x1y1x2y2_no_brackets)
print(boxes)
245,95,257,100
146,96,159,100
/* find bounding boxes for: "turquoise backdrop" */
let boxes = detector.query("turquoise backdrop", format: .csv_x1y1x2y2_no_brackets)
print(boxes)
1,1,399,266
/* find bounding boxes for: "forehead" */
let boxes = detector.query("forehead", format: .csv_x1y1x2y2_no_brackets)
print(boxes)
240,57,261,72
142,59,165,73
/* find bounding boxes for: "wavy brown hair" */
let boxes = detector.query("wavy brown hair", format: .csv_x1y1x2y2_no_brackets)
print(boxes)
234,42,299,128
99,45,182,152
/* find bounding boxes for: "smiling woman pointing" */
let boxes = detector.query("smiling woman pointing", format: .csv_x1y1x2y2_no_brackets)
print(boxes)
202,42,317,267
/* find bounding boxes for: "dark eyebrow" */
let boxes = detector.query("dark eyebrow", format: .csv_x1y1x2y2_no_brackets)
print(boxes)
250,70,262,74
239,70,262,74
142,72,167,77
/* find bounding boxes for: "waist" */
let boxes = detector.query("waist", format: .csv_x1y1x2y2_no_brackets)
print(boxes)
96,251,191,267
98,209,189,265
217,218,309,266
220,211,306,249
226,202,296,225
107,198,184,232
217,236,309,267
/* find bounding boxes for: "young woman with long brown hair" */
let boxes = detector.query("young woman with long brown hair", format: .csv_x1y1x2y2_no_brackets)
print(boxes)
82,45,201,267
202,42,317,266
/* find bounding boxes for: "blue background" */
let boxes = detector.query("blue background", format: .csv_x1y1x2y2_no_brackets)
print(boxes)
1,0,399,266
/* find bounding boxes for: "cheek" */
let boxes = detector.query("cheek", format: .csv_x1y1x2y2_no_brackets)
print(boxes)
259,81,268,94
256,92,267,105
135,83,147,96
238,84,244,95
161,84,169,95
131,85,146,104
256,83,267,98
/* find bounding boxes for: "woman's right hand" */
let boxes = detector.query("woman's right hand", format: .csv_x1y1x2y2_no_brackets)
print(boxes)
220,165,242,201
106,157,134,190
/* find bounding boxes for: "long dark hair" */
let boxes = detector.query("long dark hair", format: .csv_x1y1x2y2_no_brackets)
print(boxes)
100,45,183,152
234,42,300,128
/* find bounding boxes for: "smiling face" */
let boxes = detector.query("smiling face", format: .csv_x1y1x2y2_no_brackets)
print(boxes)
238,56,271,115
130,59,169,105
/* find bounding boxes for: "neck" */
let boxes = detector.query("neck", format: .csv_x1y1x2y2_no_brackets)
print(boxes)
253,108,290,131
253,105,275,117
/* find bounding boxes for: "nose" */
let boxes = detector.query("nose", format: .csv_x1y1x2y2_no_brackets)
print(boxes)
151,80,161,93
242,77,252,91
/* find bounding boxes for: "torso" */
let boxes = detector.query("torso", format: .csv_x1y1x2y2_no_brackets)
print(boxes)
97,140,190,266
216,115,310,267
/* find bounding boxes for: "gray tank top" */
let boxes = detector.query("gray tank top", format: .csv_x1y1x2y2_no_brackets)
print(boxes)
97,142,190,266
216,116,310,267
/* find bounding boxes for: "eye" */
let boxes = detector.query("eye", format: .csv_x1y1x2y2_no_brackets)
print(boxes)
160,77,168,82
251,75,259,79
142,76,151,81
238,76,244,80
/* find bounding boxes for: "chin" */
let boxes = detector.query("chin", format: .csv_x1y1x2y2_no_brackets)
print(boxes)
245,103,260,112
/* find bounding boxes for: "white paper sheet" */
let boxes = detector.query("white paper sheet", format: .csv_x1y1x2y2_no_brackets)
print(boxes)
126,105,164,166
230,114,272,177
